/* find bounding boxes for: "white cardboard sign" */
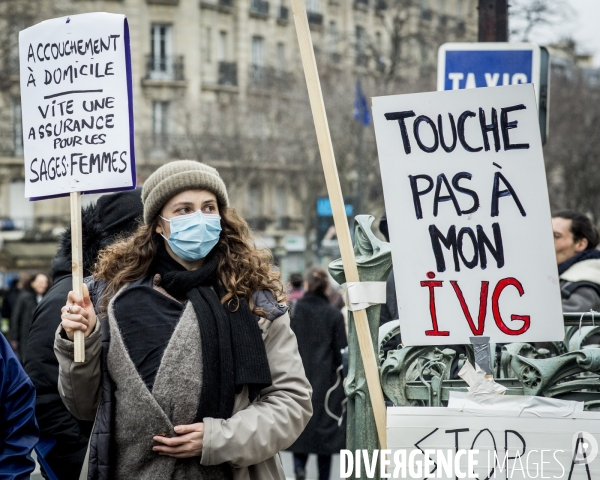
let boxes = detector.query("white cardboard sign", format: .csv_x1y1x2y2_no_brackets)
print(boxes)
372,84,563,345
19,13,135,200
386,397,600,479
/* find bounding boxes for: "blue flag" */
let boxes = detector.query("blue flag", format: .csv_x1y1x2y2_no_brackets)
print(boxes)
353,80,371,126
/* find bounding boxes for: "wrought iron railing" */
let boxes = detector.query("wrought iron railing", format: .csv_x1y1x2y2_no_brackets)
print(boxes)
144,55,185,81
330,52,342,64
218,61,238,86
249,0,269,15
278,5,289,21
0,130,22,157
4,57,19,77
307,11,323,25
249,65,295,90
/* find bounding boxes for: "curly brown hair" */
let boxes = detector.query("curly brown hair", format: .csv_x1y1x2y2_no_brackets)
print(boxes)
93,204,284,314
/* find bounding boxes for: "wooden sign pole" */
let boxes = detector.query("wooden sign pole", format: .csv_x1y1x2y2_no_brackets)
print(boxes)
290,0,387,449
70,192,85,362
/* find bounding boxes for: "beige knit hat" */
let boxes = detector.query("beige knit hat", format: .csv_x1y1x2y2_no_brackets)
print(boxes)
141,160,229,224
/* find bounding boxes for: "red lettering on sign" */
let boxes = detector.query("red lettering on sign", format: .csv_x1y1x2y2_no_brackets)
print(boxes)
450,280,489,336
491,277,530,335
421,280,450,336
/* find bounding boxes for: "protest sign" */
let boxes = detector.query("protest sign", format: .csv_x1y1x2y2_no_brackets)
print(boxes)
19,13,135,361
372,84,563,346
19,12,135,200
380,397,600,480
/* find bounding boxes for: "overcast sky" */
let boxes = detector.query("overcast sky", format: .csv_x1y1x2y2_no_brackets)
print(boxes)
523,0,600,67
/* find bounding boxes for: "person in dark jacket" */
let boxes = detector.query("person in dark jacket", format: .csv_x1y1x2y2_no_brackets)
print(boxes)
0,329,39,478
2,277,22,326
289,267,347,480
24,188,144,480
10,273,49,360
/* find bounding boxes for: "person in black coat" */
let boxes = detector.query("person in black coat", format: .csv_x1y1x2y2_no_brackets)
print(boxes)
24,189,143,480
288,267,347,480
10,273,49,360
2,277,22,325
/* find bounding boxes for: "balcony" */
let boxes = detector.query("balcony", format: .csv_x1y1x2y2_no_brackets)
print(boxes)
277,5,289,24
247,217,271,232
276,216,291,230
249,0,269,18
330,52,342,64
355,53,369,67
0,130,23,157
307,11,324,26
4,57,19,78
200,0,234,12
249,65,295,91
420,8,432,20
138,132,224,161
144,55,185,82
218,61,238,86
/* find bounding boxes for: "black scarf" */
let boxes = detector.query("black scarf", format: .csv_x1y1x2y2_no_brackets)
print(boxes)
151,245,272,422
558,249,600,275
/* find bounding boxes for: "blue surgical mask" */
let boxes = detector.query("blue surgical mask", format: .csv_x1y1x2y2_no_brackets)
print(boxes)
160,210,222,262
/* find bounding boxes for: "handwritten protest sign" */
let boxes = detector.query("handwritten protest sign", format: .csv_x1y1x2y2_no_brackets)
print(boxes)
19,12,135,200
372,84,563,345
381,397,600,480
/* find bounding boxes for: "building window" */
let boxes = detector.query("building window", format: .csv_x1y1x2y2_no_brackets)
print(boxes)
275,185,287,218
438,0,445,14
307,0,320,12
248,183,262,217
205,27,212,64
9,181,34,230
13,100,22,157
277,43,285,72
150,24,173,79
153,101,170,137
252,36,265,68
355,26,367,66
328,21,338,54
456,0,463,18
218,31,228,62
356,26,365,53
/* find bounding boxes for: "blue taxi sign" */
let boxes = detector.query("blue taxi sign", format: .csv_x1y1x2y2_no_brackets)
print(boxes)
437,43,550,143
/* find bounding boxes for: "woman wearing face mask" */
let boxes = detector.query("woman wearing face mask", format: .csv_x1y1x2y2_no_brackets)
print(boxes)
54,160,313,480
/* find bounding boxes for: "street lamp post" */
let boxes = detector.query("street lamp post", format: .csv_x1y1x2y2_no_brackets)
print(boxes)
478,0,508,42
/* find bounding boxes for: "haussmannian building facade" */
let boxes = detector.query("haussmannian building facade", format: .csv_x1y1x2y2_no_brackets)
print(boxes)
0,0,477,278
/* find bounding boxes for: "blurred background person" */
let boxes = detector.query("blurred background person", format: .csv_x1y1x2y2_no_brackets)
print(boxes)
552,210,600,312
287,272,305,309
2,276,24,337
24,189,143,480
288,267,347,480
10,273,49,361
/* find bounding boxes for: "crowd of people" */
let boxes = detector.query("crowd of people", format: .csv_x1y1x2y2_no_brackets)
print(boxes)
1,159,599,480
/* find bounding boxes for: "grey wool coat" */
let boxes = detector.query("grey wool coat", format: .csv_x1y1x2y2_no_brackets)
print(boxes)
54,284,313,480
